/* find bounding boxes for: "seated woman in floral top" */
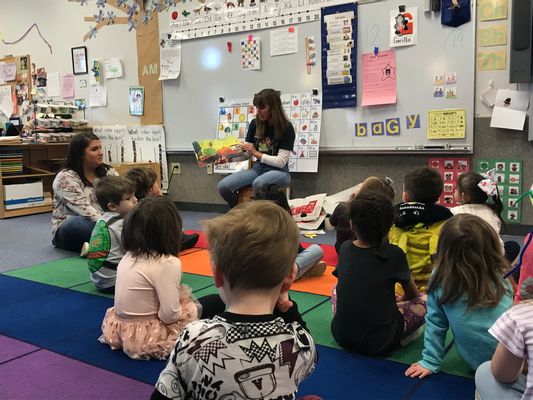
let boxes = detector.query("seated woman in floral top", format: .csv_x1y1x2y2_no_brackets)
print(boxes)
52,132,118,253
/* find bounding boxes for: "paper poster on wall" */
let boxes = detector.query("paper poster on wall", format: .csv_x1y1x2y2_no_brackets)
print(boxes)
47,72,60,97
390,7,417,47
428,109,466,139
103,58,123,80
428,157,471,207
478,159,521,223
282,92,322,173
478,0,508,21
89,85,107,107
361,50,397,106
0,63,16,82
0,85,13,117
90,60,101,86
270,27,298,56
241,37,261,70
478,25,507,47
477,50,506,71
129,86,144,116
93,125,169,191
214,92,322,174
159,34,181,80
490,89,529,131
61,74,75,98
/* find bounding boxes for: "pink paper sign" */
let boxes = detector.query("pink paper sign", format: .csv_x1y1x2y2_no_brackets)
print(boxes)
361,50,397,107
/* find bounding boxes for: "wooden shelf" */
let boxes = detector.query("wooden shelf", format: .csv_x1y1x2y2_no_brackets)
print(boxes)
0,142,66,219
1,203,52,218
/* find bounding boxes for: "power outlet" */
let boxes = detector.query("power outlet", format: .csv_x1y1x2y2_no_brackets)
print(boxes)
206,164,214,175
170,162,181,174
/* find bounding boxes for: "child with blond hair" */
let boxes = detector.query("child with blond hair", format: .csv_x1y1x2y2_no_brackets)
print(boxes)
152,201,317,399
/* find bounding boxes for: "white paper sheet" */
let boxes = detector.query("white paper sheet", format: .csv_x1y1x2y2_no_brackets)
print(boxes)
0,62,16,81
323,184,362,215
490,89,530,131
270,27,298,56
0,85,13,117
159,36,181,80
47,72,60,97
89,85,107,107
104,58,123,79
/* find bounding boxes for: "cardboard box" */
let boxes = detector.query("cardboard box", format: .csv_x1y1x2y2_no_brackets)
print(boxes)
3,181,45,210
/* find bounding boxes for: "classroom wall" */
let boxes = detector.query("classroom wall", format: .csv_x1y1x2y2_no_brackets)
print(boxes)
1,2,530,225
167,117,533,226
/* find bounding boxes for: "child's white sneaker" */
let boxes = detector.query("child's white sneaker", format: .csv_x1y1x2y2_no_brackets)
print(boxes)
80,242,89,258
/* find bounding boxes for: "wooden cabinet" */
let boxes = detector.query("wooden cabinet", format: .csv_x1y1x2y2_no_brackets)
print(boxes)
0,143,68,218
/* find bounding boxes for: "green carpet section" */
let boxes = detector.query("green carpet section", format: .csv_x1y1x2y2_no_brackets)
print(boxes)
182,273,215,291
303,299,473,378
4,257,89,287
70,282,114,298
3,257,474,379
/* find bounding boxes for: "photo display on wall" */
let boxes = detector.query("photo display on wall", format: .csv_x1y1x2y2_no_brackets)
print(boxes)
428,157,471,207
214,92,322,174
478,159,523,223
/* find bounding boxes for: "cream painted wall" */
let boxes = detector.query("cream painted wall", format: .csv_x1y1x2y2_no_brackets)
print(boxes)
0,0,172,126
0,2,518,121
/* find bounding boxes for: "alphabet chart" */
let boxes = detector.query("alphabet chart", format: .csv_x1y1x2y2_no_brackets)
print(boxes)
214,92,322,173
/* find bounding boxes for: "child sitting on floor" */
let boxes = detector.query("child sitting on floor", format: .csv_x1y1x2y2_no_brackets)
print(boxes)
152,201,317,399
329,176,395,253
255,184,326,279
451,171,520,263
87,176,137,293
389,167,453,290
405,214,513,379
124,166,199,250
475,300,533,400
331,191,426,356
99,196,199,360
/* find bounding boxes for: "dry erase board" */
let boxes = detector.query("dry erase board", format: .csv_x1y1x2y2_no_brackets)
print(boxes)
162,0,475,153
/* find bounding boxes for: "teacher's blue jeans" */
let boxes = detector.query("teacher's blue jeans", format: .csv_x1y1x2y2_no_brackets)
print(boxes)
218,162,291,207
53,215,96,253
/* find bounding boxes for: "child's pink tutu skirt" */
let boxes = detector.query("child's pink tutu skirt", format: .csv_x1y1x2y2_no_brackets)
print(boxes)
98,284,199,360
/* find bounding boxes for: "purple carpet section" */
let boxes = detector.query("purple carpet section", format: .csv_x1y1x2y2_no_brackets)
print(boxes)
0,336,154,400
0,335,39,363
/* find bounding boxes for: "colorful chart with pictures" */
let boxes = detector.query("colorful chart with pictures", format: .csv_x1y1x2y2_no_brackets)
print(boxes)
241,37,261,70
281,92,322,173
428,157,471,207
214,93,322,174
214,101,256,174
478,159,522,223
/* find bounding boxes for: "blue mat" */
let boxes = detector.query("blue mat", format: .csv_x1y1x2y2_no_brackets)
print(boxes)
0,274,475,397
299,345,475,399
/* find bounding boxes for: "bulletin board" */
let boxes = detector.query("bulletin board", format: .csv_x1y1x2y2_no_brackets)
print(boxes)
162,0,476,153
0,54,32,119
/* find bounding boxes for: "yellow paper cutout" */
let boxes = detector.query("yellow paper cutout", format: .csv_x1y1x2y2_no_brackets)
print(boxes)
478,25,507,47
477,50,506,71
428,109,466,139
478,0,508,21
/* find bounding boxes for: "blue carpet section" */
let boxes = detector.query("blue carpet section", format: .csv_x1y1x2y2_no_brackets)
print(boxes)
299,345,475,399
0,274,475,397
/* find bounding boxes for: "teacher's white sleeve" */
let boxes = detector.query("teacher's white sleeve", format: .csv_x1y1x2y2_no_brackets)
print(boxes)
260,149,291,169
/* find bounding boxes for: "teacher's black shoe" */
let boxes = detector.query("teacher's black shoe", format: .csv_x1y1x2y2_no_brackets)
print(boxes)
180,232,199,250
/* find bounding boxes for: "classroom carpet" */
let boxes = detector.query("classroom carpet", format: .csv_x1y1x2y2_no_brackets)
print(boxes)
0,240,476,399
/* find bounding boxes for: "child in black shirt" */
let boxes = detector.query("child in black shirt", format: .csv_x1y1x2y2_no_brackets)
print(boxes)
331,192,426,356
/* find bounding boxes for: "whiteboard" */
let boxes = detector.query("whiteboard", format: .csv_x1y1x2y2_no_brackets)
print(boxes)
163,0,476,153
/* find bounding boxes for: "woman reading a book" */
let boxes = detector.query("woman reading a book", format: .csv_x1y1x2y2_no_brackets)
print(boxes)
218,88,295,207
51,132,118,253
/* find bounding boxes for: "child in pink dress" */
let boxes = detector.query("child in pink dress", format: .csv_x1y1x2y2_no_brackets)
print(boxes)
99,196,199,360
